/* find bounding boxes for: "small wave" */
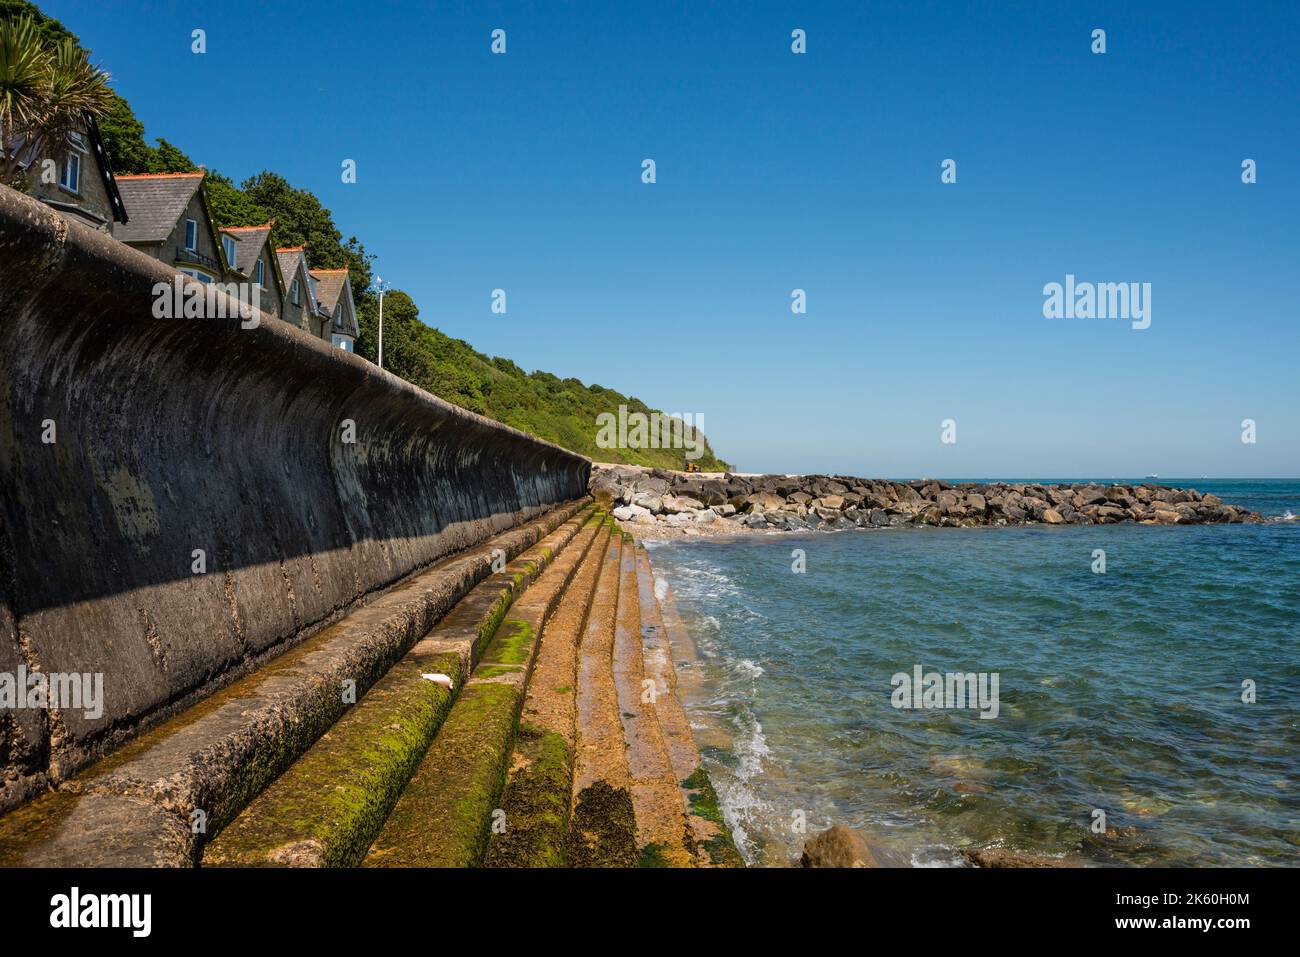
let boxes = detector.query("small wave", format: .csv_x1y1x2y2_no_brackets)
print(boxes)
710,706,775,864
733,658,765,679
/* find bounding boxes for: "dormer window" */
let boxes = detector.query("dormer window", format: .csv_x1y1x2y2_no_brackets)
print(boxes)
290,279,301,305
59,152,80,192
254,258,265,286
222,235,238,269
333,305,343,329
184,219,198,251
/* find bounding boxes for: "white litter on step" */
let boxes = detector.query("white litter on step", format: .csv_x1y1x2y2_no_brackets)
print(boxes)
421,673,454,690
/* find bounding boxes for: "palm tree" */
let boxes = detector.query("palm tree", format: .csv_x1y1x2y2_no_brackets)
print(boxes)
0,14,111,187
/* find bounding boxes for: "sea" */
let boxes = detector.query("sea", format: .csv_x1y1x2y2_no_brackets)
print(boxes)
644,479,1300,867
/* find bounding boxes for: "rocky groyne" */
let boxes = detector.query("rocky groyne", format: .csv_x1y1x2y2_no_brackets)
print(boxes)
591,466,1262,536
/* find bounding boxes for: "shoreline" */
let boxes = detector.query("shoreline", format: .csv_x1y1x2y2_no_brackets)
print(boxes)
593,465,1267,543
635,475,1295,867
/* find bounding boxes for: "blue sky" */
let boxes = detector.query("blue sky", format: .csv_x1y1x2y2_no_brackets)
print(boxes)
43,0,1299,476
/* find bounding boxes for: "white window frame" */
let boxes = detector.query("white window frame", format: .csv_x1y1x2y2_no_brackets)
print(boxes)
254,258,265,286
59,151,81,193
291,278,301,305
178,267,213,284
184,219,198,251
332,334,353,352
222,235,237,269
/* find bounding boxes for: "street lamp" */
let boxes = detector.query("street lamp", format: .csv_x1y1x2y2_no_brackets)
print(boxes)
371,275,391,369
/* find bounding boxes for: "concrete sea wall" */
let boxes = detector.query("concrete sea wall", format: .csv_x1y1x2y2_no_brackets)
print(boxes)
0,186,590,809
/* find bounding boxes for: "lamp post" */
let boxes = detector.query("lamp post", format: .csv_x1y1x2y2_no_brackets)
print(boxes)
371,275,390,369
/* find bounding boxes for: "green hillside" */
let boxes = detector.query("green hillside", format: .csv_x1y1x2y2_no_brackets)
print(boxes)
8,1,728,470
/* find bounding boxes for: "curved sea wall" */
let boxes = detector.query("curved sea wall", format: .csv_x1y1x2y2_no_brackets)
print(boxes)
0,186,589,807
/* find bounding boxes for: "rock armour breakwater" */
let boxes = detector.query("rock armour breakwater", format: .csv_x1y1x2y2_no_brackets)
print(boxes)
591,466,1263,536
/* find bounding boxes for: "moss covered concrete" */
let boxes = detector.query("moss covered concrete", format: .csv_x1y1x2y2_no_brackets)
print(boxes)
202,651,461,867
481,723,572,868
570,780,638,867
362,681,518,867
681,766,745,867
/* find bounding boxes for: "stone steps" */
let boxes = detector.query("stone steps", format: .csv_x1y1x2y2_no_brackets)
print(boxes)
483,519,614,867
203,507,595,867
0,501,743,869
569,530,639,865
640,549,744,867
0,500,586,867
488,523,742,868
612,540,695,866
361,512,606,867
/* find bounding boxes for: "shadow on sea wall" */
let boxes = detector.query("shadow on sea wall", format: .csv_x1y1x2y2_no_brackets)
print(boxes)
0,186,589,806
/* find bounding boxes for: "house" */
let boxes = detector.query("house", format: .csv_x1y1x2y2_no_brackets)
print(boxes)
275,245,318,335
111,170,234,283
13,114,127,232
310,268,359,352
219,223,284,324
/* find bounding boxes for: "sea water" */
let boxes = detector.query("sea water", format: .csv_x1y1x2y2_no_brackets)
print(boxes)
646,479,1300,866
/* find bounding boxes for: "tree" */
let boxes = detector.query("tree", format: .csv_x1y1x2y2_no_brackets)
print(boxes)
95,90,149,173
0,13,111,186
205,169,270,228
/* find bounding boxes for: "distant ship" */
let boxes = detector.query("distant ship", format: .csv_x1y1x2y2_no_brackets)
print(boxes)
1145,474,1159,479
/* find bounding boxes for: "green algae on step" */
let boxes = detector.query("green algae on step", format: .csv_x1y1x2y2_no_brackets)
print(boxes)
569,530,641,866
0,500,587,867
484,520,614,867
201,509,594,867
201,652,461,867
362,517,604,867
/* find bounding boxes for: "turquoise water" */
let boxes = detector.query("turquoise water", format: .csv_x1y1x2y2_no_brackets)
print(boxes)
646,479,1300,867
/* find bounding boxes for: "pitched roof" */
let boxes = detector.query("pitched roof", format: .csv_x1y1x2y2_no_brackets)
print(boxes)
309,269,349,313
276,246,307,287
219,223,275,276
111,172,204,244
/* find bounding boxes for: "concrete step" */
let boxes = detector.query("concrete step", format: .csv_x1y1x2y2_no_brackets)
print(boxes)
633,546,743,867
568,530,638,866
613,540,695,866
203,507,595,867
361,513,607,867
483,518,614,867
0,500,587,867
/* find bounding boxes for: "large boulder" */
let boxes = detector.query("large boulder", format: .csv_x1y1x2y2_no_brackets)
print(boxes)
744,491,785,513
1042,508,1067,525
800,825,880,868
612,504,650,522
630,490,664,512
661,494,705,514
676,479,729,506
